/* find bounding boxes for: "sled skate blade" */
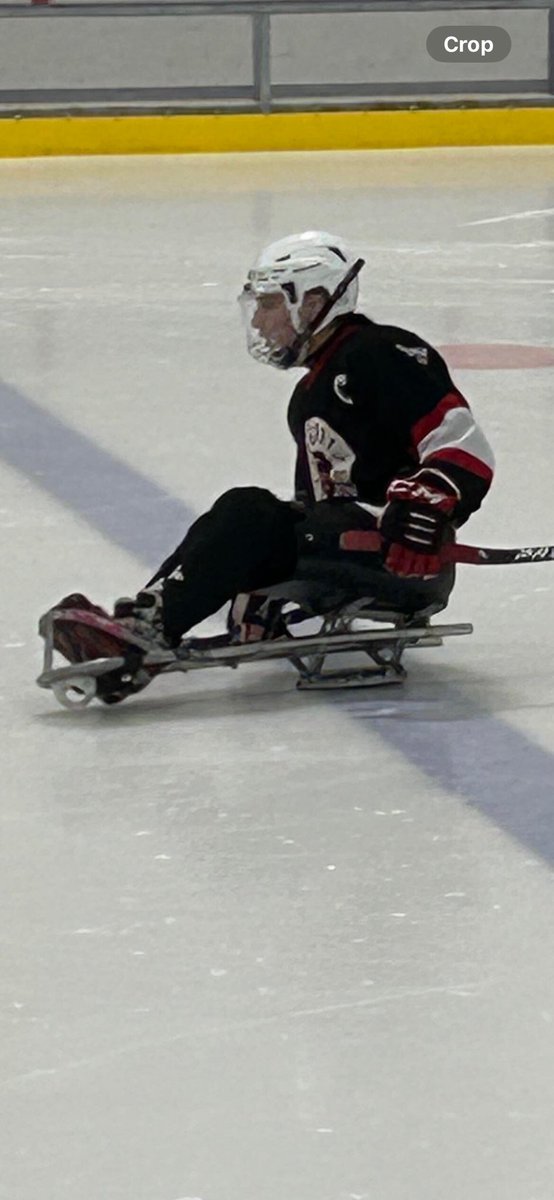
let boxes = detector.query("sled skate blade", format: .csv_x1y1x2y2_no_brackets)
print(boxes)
289,621,472,690
296,666,406,690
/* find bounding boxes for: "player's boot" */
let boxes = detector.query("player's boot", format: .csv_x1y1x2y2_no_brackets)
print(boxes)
112,589,173,651
38,593,109,647
38,591,177,706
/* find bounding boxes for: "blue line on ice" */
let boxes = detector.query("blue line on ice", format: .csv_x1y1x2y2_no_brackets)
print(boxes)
347,708,554,863
0,380,195,568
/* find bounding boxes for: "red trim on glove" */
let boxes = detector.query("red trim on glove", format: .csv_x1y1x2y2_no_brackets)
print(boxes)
385,471,459,514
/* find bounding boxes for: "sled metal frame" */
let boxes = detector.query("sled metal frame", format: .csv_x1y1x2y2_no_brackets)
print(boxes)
37,604,473,708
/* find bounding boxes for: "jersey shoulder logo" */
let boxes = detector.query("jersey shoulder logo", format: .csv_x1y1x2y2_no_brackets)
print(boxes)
333,373,354,405
395,343,428,366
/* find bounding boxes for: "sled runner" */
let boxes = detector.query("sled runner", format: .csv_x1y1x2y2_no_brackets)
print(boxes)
37,595,472,710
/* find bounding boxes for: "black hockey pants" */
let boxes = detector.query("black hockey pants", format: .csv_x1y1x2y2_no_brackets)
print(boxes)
147,487,455,644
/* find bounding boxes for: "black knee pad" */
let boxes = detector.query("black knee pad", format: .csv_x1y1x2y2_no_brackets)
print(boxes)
211,486,293,524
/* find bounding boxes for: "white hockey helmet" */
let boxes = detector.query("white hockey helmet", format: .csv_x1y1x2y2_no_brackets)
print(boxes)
239,230,363,369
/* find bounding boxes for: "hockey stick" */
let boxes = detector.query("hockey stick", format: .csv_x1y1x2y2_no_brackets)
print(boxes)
339,530,554,565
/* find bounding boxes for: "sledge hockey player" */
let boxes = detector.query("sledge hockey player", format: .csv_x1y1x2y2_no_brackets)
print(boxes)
45,230,495,671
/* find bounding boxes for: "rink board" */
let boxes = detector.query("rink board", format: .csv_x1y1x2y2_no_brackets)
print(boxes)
0,106,554,158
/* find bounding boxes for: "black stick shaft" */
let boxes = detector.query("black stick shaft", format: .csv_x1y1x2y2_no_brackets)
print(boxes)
339,530,554,565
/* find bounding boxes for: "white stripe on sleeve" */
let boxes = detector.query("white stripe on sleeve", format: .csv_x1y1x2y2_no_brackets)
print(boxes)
417,407,496,471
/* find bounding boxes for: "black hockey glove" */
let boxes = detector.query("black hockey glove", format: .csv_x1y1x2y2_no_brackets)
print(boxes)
378,468,459,578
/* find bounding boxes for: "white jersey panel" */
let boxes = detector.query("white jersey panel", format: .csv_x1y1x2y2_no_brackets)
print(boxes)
417,406,496,471
304,416,358,501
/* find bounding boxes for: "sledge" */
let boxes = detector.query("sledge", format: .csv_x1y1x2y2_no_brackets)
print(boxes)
36,596,472,710
36,530,554,709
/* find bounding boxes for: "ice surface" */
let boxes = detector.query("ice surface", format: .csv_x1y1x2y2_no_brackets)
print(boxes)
1,147,553,1200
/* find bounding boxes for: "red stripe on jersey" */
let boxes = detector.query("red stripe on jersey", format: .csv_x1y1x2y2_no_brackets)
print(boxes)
425,447,494,483
411,390,469,450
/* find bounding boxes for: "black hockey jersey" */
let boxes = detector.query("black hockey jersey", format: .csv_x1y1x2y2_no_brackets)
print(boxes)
287,314,494,526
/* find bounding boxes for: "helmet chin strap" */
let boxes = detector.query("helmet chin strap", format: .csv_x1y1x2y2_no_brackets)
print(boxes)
276,257,365,369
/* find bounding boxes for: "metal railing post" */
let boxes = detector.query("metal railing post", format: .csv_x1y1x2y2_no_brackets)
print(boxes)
252,9,272,113
549,5,554,95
